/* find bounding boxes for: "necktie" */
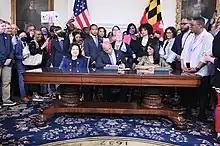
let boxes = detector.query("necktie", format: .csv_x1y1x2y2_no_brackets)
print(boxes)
95,36,98,47
60,40,64,51
109,54,115,65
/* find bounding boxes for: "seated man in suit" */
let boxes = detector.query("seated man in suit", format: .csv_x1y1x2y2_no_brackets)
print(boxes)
96,41,128,102
96,41,126,69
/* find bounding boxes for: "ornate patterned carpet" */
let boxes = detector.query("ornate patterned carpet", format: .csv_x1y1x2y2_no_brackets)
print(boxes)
0,102,217,145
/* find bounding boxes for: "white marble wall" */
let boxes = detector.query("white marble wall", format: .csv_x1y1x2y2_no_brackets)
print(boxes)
0,0,12,22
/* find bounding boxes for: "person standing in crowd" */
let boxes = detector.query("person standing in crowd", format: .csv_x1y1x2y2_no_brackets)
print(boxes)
0,19,16,106
180,17,214,120
11,24,18,36
82,27,90,39
84,24,103,67
51,26,70,68
123,23,138,45
210,15,220,36
14,30,29,102
204,26,220,144
133,23,154,63
159,27,177,66
11,24,18,45
72,32,84,55
26,24,36,40
40,26,50,41
109,25,120,43
111,31,133,68
171,17,193,70
153,30,163,48
206,10,218,32
98,27,107,41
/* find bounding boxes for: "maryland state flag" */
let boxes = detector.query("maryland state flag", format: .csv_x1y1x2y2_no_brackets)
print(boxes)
140,0,164,35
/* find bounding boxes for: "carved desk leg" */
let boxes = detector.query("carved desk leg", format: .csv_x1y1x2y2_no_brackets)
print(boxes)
168,112,187,130
35,101,59,127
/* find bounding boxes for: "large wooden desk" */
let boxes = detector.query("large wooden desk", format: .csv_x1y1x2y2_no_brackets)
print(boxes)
23,68,200,129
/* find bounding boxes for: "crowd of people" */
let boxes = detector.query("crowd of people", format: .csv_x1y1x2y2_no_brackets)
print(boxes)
0,14,220,142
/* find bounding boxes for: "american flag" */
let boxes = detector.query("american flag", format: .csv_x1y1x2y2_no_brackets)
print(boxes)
73,0,90,29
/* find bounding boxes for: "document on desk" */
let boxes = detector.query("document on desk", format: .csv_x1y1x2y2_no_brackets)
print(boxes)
26,68,43,72
104,65,119,70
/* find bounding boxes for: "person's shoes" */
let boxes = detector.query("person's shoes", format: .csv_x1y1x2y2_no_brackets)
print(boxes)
22,97,30,102
3,101,16,106
45,92,56,99
32,93,44,102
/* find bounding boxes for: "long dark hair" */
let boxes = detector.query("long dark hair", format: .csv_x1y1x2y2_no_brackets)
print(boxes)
72,32,82,42
40,26,51,38
164,26,177,40
111,25,120,36
68,43,83,59
98,27,107,38
146,40,160,64
126,23,137,34
139,23,153,35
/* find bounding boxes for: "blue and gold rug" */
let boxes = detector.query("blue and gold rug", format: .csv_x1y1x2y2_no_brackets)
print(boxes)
0,102,217,145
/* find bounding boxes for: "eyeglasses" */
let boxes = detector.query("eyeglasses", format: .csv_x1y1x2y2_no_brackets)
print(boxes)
166,31,172,34
181,23,188,25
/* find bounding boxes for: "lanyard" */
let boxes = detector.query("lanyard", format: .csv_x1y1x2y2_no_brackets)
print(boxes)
182,32,192,50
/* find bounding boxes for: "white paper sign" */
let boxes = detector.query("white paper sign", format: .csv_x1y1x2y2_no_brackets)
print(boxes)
41,11,58,23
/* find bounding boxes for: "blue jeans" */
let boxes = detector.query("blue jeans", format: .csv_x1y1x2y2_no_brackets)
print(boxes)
16,61,27,98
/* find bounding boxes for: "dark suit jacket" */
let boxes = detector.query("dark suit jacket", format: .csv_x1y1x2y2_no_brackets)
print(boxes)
0,34,14,67
51,37,69,67
171,33,183,56
96,50,126,69
212,31,220,88
111,41,133,68
59,56,88,73
84,35,103,63
171,33,184,70
14,40,25,72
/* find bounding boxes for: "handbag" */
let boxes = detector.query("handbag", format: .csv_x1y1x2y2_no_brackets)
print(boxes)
22,54,42,66
22,41,42,66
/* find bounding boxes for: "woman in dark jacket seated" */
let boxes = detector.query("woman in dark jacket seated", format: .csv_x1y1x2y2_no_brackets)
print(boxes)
59,43,88,73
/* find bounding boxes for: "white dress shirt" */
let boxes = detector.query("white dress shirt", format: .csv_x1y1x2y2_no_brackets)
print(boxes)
90,34,98,47
108,49,117,65
159,38,175,62
181,29,214,76
141,37,148,47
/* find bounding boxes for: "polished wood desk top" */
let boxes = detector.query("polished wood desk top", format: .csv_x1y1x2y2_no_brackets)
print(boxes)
23,68,201,87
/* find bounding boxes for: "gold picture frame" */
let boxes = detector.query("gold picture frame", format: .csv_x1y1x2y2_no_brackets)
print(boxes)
176,0,220,29
11,0,54,27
